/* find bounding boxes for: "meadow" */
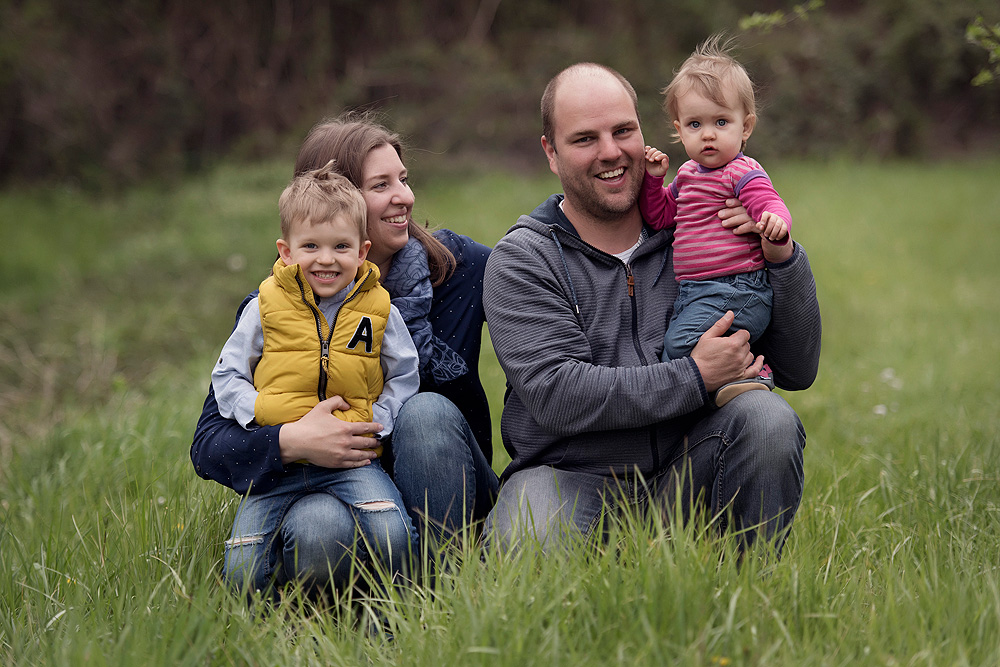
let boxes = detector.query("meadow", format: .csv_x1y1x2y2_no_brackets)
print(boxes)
1,157,999,665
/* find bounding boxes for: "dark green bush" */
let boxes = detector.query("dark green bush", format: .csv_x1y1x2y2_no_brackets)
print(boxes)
0,0,996,188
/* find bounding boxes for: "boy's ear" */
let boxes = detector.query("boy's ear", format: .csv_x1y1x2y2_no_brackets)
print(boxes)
742,114,757,141
276,238,293,264
358,239,372,262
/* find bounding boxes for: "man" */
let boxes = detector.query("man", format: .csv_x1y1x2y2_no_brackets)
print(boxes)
482,63,821,554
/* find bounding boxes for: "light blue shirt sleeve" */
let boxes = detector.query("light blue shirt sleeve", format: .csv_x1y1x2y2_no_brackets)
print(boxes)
372,304,420,438
210,297,263,429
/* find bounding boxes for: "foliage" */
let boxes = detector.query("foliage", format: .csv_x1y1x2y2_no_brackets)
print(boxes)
2,158,1000,663
967,15,1000,85
0,0,998,188
737,0,1000,160
738,0,825,33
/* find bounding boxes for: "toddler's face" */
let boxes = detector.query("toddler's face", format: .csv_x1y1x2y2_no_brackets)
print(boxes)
673,87,754,169
277,214,370,299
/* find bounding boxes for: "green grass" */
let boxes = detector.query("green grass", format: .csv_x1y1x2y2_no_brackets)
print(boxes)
2,157,1000,665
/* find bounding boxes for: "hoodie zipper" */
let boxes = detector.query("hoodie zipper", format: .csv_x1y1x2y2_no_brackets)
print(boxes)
624,262,660,473
624,263,647,365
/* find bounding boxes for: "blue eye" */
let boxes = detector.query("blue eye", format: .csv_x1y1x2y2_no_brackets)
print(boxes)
690,121,700,129
717,119,728,127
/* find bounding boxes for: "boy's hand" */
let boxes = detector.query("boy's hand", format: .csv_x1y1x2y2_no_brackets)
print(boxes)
757,211,789,242
643,145,669,178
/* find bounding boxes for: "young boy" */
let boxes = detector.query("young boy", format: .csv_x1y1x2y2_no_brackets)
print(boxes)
640,35,792,407
211,161,420,587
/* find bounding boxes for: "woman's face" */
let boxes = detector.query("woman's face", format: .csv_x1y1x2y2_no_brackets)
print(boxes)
359,143,414,269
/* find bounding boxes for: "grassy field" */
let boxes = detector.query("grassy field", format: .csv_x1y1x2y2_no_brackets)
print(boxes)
2,157,999,665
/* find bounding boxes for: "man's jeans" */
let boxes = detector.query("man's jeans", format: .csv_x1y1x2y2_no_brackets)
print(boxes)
390,392,500,546
485,391,805,554
222,460,416,595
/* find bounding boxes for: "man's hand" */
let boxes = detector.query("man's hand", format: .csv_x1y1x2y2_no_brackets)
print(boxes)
690,311,764,392
278,396,382,468
720,198,794,263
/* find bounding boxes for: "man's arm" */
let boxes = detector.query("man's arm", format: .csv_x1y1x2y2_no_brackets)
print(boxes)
483,233,707,436
757,243,822,390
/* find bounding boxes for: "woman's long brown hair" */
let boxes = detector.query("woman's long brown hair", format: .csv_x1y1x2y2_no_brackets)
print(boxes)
294,113,456,286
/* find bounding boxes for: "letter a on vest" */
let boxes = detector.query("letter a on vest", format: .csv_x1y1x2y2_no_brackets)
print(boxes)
347,316,374,353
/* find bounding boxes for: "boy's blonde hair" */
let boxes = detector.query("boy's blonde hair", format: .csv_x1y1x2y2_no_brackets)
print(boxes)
663,35,757,147
278,160,367,241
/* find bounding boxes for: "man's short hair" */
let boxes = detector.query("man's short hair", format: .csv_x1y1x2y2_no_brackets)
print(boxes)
541,63,640,148
278,160,368,241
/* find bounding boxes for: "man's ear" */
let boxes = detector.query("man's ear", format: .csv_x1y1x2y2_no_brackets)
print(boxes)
541,135,559,177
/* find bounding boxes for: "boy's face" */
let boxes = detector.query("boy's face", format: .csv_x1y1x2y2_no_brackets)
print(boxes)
276,214,370,299
672,86,755,169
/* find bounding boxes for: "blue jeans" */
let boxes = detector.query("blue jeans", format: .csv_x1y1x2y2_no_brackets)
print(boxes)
663,269,773,361
222,460,416,595
485,391,805,554
390,392,499,546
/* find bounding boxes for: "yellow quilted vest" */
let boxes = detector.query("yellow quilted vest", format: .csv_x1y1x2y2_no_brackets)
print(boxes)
253,258,389,456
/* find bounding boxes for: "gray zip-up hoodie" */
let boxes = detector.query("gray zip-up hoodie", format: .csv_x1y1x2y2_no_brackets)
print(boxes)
483,194,821,481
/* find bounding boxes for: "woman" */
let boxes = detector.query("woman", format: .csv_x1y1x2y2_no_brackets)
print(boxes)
190,114,498,594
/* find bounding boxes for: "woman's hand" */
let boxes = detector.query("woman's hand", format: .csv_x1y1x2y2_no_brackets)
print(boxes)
278,396,382,468
719,198,794,263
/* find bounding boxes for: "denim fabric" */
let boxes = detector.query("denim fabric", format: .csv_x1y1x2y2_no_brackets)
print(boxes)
222,460,416,595
485,390,804,554
390,392,499,546
662,269,773,361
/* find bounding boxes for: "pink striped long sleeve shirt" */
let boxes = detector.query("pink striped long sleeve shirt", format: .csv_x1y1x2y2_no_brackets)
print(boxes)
639,154,791,282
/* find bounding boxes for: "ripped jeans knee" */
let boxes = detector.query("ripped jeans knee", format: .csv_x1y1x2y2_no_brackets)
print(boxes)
352,497,416,577
220,461,418,594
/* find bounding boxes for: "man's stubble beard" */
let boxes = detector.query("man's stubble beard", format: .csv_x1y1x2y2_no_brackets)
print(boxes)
562,162,644,224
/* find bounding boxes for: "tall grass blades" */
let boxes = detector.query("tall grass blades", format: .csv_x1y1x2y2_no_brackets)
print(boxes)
2,158,999,664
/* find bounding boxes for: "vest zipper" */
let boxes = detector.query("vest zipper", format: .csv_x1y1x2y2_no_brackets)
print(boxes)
293,273,329,401
310,268,375,402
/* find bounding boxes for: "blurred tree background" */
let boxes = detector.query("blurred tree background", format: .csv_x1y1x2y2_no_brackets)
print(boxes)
0,0,997,189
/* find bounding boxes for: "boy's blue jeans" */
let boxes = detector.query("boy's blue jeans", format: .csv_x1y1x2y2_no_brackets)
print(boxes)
485,391,805,555
222,460,416,595
663,269,773,361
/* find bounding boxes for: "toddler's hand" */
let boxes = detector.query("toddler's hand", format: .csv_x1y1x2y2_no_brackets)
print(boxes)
757,211,789,242
643,146,669,178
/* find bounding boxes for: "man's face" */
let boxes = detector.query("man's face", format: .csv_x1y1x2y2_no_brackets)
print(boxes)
541,71,645,223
